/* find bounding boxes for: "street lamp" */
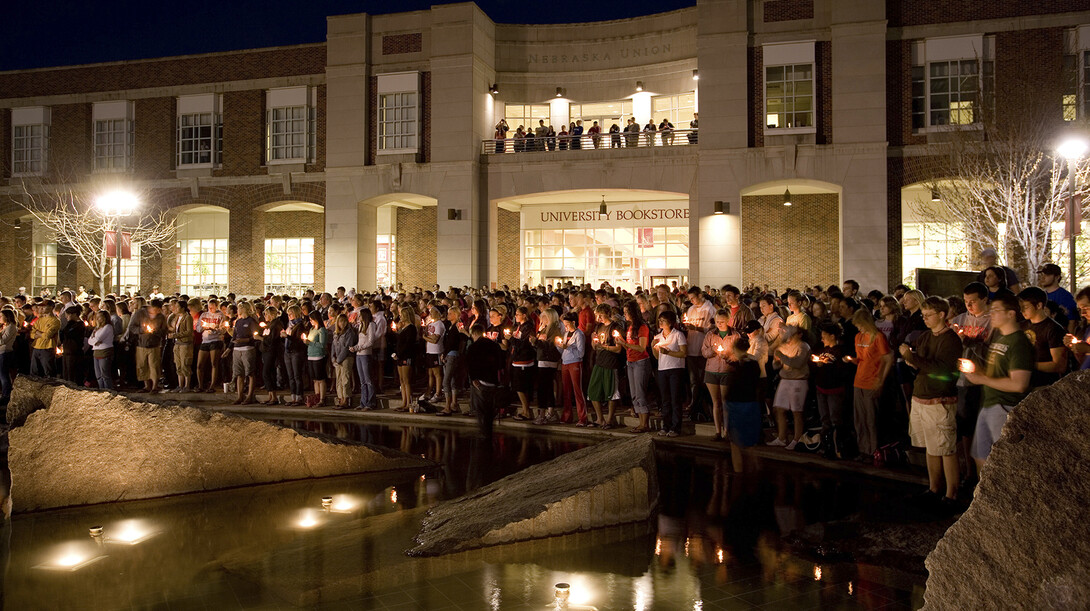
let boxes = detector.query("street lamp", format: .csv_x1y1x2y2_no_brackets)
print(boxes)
1056,137,1088,295
95,190,139,296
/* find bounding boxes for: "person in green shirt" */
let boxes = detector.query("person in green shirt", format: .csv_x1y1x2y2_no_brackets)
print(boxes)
962,294,1034,470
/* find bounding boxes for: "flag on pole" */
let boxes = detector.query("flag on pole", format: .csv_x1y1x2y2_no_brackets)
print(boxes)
104,231,133,259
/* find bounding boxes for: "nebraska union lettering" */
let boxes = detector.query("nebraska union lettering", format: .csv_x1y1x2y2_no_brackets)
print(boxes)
539,208,689,223
528,44,671,64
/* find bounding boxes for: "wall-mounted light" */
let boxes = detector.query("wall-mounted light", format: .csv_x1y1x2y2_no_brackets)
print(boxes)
599,196,607,216
783,188,793,207
692,70,699,81
555,87,564,98
488,84,499,96
447,209,462,221
714,200,727,215
635,81,644,92
931,189,940,202
13,218,21,230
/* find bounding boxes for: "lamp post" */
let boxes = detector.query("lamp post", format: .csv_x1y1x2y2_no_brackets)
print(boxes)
94,191,139,296
1057,138,1087,295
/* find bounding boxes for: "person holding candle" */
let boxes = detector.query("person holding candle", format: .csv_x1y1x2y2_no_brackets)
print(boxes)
305,310,331,406
168,299,194,393
683,287,717,423
851,308,894,462
724,335,762,472
259,306,285,405
811,323,849,459
228,301,259,405
653,310,688,437
530,307,562,424
392,306,419,412
587,304,623,428
58,305,86,385
0,310,18,408
29,301,60,378
616,300,652,433
558,312,587,425
507,306,537,421
899,296,963,509
420,306,447,405
135,299,166,393
331,314,355,408
1065,286,1090,370
437,306,467,416
197,298,227,393
279,305,309,405
769,325,811,450
949,282,991,487
86,310,114,391
701,310,736,441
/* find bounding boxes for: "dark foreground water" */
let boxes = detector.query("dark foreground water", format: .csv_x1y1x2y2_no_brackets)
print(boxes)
0,420,925,610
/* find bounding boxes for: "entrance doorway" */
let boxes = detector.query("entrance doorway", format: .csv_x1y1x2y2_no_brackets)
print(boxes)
544,275,583,289
650,275,687,290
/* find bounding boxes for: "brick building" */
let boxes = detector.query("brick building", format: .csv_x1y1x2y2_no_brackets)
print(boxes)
1,0,1089,297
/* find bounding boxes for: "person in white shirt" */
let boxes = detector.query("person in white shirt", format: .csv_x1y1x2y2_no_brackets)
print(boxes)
350,308,380,409
420,306,446,403
653,310,689,437
683,286,717,421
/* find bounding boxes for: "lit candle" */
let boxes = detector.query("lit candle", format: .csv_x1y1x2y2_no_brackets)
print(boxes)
555,337,563,347
144,324,153,333
262,329,270,336
56,347,63,355
612,330,621,339
717,345,724,354
958,358,975,374
301,332,308,341
504,328,512,337
259,322,266,328
391,322,397,331
252,331,259,338
811,355,821,362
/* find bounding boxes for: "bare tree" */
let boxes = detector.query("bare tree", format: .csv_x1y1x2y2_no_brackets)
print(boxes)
913,71,1090,287
10,180,177,296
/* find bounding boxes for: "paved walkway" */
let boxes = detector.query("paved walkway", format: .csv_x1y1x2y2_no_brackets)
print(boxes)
125,388,928,486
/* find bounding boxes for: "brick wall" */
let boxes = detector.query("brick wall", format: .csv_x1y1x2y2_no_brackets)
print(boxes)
0,45,325,99
994,28,1064,125
497,208,520,288
764,0,814,22
395,207,437,289
217,89,264,177
420,72,431,163
382,33,422,55
816,40,832,145
741,193,839,289
48,103,92,179
887,0,1086,28
311,84,327,172
0,219,32,293
134,97,175,179
749,46,763,148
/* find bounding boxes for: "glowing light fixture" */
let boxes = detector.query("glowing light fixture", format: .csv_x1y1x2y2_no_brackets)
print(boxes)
599,196,607,216
930,189,941,202
692,69,699,81
783,188,793,207
34,545,107,572
488,83,499,96
321,496,333,509
1056,137,1089,160
88,526,104,538
94,190,139,217
635,81,644,92
554,583,571,606
555,87,564,98
713,200,726,215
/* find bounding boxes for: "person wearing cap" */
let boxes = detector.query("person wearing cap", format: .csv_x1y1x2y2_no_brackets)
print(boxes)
1036,263,1077,331
976,248,1020,294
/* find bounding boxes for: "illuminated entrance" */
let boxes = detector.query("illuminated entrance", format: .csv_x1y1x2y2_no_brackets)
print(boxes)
504,191,690,291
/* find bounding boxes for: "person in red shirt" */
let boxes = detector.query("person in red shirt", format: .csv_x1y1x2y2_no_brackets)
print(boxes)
849,308,893,462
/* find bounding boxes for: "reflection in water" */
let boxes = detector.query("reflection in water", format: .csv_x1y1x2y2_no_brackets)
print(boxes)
0,419,925,609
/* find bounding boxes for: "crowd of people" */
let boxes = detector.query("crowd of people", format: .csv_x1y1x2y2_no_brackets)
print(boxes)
3,249,1087,511
492,114,698,152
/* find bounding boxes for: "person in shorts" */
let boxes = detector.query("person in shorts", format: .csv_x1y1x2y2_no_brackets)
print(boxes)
701,310,736,441
769,325,810,450
900,296,963,508
305,310,331,406
197,299,227,393
587,304,623,428
962,294,1034,469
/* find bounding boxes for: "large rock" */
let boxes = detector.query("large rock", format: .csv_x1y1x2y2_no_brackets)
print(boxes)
922,370,1090,610
408,435,657,556
5,375,69,426
8,386,431,511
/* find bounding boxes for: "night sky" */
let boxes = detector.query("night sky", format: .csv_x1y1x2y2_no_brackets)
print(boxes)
2,0,696,72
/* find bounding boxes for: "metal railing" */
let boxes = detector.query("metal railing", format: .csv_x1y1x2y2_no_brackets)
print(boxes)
482,128,698,155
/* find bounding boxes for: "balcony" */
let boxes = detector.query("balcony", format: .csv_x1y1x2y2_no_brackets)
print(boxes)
481,129,698,155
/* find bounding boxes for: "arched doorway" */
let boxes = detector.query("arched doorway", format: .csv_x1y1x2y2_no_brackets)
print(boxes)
255,201,324,295
174,205,229,295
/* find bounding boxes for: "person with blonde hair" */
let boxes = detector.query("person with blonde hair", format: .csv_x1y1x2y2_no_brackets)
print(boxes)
850,307,893,461
229,301,259,404
392,306,419,411
331,313,355,408
420,305,446,404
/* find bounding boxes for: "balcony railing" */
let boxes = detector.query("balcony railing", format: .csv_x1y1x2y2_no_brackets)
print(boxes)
482,129,698,155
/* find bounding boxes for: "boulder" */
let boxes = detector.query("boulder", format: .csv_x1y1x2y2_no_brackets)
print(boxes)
7,386,432,511
408,435,658,556
922,370,1090,610
6,375,69,426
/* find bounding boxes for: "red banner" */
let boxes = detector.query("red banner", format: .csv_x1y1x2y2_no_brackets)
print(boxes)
637,227,654,248
104,231,132,259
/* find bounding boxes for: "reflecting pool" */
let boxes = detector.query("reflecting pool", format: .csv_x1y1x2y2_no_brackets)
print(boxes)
1,419,925,610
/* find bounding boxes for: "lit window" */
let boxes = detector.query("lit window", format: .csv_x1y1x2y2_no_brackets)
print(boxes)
929,60,979,126
94,118,133,172
378,92,417,151
1063,54,1078,122
178,238,228,295
264,238,314,294
377,234,396,288
177,113,222,166
33,242,57,296
114,243,141,293
765,64,813,129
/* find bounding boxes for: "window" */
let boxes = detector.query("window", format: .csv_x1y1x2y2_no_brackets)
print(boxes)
177,113,222,166
378,92,417,151
901,222,972,281
267,106,308,162
94,118,133,171
652,93,697,131
178,238,228,295
911,66,926,130
113,243,141,293
765,64,813,129
377,234,396,288
504,104,551,132
929,60,978,126
1063,54,1078,121
264,238,314,294
13,124,47,175
33,242,57,296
